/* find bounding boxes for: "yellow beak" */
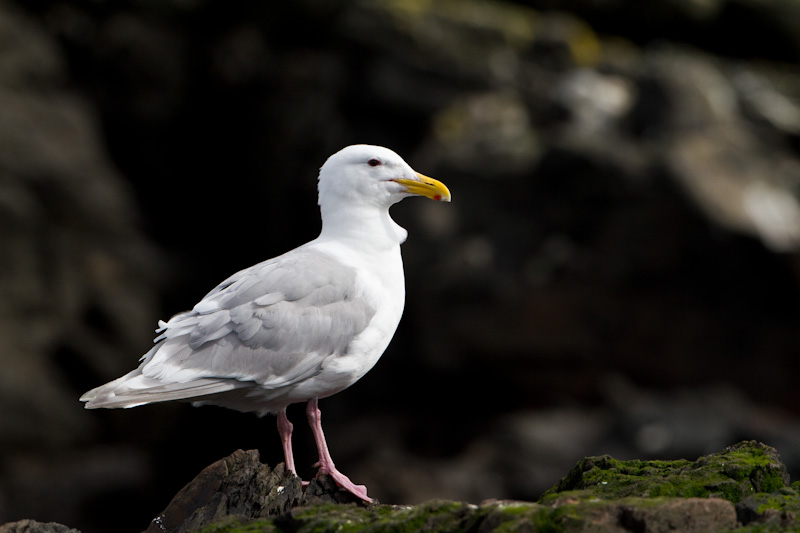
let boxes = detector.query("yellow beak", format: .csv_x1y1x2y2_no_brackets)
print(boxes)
393,173,451,202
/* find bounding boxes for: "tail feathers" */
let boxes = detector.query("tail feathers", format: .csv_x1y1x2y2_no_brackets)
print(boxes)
80,370,246,409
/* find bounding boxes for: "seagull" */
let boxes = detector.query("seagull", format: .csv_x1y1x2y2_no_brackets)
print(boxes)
80,144,451,502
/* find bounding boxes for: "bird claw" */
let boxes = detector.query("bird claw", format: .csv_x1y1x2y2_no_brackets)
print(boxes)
294,467,369,501
325,469,372,502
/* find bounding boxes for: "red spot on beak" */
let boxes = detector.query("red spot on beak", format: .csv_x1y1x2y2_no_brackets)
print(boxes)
434,194,442,201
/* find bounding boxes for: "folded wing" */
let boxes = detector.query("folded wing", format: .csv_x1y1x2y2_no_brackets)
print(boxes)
81,248,376,411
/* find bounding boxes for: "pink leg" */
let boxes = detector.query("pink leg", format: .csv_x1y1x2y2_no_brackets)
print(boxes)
277,409,298,477
306,398,372,502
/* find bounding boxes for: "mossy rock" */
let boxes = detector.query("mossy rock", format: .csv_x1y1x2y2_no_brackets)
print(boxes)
12,441,798,532
197,497,741,532
194,441,800,532
540,440,789,504
734,484,800,531
199,500,504,533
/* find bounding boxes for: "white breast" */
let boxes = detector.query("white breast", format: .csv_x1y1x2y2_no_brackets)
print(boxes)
286,239,406,401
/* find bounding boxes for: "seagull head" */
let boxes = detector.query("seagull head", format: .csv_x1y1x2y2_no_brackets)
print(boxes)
318,145,451,210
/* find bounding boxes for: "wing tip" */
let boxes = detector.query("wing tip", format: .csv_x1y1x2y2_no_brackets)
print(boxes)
80,388,148,410
80,373,247,410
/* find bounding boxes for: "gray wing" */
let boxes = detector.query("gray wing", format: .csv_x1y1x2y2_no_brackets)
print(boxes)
142,247,376,386
82,247,376,409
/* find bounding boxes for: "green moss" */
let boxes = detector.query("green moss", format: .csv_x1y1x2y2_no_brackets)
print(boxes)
507,496,684,533
490,502,539,516
541,441,789,505
289,503,380,533
281,500,483,533
199,517,280,533
741,487,800,516
479,501,549,532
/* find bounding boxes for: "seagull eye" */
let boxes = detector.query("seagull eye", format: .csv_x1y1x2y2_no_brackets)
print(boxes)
367,158,381,167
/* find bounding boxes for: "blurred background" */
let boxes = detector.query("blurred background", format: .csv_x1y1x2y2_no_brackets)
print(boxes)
2,0,800,530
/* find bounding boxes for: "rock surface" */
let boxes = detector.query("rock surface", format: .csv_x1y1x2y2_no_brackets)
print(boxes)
144,450,365,533
18,440,780,532
543,440,788,500
185,441,800,532
0,520,80,533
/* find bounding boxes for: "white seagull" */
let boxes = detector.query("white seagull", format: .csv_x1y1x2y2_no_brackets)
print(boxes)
80,144,451,502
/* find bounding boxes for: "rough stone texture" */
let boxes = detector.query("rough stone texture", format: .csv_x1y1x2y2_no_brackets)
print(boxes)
139,442,800,531
4,441,800,531
618,498,737,532
0,521,80,533
185,443,793,532
145,450,365,533
734,481,800,529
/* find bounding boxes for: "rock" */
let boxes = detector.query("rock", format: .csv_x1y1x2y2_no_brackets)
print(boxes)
4,440,799,531
277,500,487,533
735,485,800,528
198,495,735,532
145,449,365,533
0,520,79,533
618,498,737,532
537,441,800,531
543,441,788,502
139,441,799,532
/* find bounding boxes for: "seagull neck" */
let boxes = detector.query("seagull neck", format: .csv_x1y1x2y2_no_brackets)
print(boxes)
319,205,407,251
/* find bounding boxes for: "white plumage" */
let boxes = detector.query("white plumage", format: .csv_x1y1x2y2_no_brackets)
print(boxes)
80,144,451,501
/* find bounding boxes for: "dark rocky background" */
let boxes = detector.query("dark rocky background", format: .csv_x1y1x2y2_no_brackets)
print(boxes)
2,0,800,531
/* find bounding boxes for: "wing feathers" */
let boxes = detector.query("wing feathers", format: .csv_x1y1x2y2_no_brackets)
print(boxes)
254,292,284,306
84,248,377,413
81,369,246,409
